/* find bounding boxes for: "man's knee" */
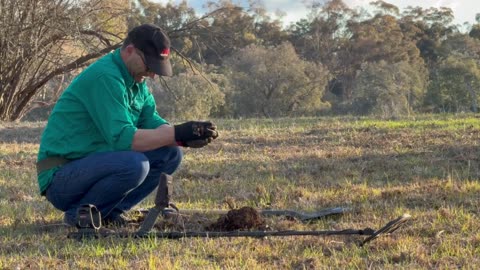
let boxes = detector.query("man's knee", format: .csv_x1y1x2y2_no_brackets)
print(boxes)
168,146,183,168
162,146,183,174
121,151,150,186
145,146,183,174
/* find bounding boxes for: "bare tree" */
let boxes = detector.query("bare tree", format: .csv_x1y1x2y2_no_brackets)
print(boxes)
0,0,129,121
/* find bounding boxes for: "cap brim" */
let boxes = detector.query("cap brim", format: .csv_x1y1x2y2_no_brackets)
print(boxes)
146,56,172,77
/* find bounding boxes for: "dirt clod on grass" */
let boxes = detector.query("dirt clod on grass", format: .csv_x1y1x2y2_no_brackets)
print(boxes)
206,206,265,231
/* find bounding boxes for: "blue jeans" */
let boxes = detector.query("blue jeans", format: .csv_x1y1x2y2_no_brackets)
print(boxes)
45,146,182,221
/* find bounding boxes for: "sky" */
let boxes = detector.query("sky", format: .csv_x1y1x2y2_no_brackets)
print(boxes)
152,0,479,27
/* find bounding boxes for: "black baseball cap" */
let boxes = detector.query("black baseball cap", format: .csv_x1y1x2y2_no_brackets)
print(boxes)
127,24,172,76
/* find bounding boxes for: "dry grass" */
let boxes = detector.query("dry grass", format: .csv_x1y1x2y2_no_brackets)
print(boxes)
1,114,480,269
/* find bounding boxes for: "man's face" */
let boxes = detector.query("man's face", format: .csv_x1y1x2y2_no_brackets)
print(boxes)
127,47,156,83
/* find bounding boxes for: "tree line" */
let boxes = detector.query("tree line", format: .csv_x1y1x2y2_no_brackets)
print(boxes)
1,0,480,121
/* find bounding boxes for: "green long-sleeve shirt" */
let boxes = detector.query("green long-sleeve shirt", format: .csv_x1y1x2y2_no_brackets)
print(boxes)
37,48,167,195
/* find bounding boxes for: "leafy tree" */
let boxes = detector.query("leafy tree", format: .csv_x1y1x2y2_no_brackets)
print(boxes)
350,14,421,66
470,24,480,40
0,0,129,121
425,57,480,113
441,34,480,61
225,42,330,117
470,14,480,40
288,0,358,111
201,0,290,65
399,6,457,67
352,60,427,117
289,0,355,64
423,33,480,113
370,0,400,16
339,12,426,109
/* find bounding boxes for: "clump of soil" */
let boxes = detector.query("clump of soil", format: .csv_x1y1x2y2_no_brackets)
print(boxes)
206,206,266,231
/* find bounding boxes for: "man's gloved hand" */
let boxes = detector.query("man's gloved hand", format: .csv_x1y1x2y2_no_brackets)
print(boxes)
174,121,218,146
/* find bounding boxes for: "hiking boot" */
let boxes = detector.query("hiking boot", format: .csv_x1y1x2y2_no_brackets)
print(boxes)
102,214,133,227
63,214,77,227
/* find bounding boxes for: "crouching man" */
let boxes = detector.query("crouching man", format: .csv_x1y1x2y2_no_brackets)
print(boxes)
36,24,218,226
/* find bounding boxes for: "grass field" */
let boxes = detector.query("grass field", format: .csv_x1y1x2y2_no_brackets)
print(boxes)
1,114,479,269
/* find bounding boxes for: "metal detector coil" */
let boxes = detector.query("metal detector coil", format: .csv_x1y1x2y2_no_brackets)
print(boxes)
360,213,411,246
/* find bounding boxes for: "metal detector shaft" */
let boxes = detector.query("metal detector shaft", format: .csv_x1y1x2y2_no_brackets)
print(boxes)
69,228,375,240
137,173,172,235
143,228,375,239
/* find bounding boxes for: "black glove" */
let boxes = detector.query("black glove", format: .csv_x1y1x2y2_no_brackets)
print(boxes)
174,121,218,143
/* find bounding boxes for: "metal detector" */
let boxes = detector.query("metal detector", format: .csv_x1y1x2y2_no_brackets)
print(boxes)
67,173,411,246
